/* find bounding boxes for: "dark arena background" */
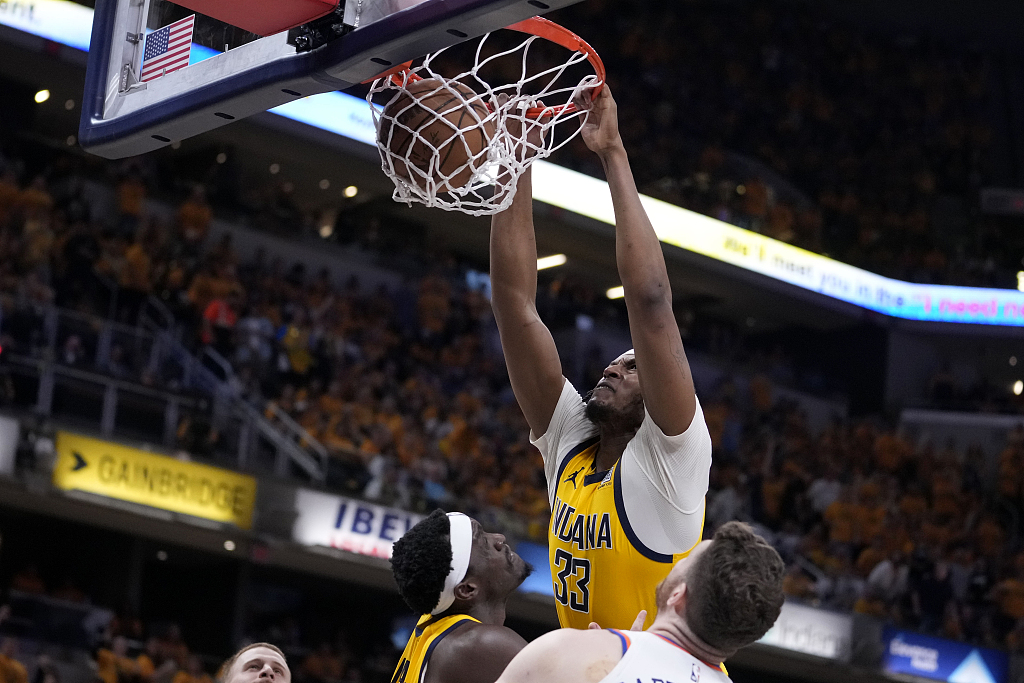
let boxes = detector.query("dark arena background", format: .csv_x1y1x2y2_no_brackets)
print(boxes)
1,1,1024,683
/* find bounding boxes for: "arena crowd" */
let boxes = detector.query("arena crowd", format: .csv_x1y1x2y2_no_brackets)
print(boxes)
1,135,1023,658
1,0,1024,673
550,0,1020,289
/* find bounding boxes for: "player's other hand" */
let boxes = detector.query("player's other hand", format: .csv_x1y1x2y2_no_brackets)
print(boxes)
586,610,647,631
576,86,623,158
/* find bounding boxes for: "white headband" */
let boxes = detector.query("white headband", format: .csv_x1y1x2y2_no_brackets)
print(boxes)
613,348,635,363
430,512,474,615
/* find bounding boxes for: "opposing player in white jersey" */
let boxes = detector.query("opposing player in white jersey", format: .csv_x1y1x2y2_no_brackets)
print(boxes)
495,522,785,683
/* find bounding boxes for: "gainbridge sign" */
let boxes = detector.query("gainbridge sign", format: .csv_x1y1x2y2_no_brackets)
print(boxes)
52,432,256,529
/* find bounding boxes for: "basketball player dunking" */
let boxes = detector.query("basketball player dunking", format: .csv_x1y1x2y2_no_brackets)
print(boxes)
489,86,713,630
495,522,786,683
389,510,533,683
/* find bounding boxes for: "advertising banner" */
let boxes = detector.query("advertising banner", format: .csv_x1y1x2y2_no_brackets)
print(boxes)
531,162,1024,327
757,601,853,661
52,432,256,529
882,628,1008,683
292,488,424,559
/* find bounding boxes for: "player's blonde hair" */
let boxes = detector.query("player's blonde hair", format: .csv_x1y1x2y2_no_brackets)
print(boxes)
217,643,287,683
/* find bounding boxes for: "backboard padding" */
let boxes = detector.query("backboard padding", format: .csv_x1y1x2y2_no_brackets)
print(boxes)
171,0,339,37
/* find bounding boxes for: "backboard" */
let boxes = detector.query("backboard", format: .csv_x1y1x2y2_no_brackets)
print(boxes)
79,0,585,159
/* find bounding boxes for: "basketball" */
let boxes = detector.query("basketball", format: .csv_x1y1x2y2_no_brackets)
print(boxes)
378,78,495,190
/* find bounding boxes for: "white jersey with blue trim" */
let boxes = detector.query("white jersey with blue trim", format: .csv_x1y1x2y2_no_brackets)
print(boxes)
601,631,732,683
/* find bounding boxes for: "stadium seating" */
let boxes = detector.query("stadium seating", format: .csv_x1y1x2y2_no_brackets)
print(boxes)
2,0,1024,675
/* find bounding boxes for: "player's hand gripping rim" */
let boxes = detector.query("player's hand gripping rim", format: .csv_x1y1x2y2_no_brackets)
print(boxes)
574,86,624,158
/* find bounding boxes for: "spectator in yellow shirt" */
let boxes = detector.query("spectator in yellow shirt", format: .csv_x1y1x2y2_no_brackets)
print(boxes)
781,565,816,601
0,638,28,683
823,488,857,546
992,559,1024,638
137,638,177,683
96,636,138,683
116,175,146,232
177,186,212,252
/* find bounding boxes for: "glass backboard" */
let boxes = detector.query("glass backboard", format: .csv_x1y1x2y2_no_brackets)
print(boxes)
79,0,584,159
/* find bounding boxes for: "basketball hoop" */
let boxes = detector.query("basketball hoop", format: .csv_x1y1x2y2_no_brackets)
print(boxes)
366,17,605,216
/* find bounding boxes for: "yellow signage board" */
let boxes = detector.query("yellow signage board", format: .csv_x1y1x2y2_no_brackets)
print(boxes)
53,432,256,529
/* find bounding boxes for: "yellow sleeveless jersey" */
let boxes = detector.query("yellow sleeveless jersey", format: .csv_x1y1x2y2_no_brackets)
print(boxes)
391,614,480,683
549,437,703,630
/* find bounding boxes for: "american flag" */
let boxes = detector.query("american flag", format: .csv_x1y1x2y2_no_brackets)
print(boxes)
140,14,195,82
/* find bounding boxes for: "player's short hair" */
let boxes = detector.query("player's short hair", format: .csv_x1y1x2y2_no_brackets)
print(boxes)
217,643,287,683
684,522,785,654
391,509,453,614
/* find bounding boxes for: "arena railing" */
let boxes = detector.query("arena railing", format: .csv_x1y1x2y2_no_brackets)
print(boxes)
0,296,329,482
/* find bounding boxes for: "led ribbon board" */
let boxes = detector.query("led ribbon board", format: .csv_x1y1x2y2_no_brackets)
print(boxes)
5,0,1023,325
0,0,93,50
529,163,1024,326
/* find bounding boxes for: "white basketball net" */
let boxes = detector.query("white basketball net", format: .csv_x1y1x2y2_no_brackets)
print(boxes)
367,29,602,216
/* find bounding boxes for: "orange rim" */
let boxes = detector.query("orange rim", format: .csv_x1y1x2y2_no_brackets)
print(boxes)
366,16,604,119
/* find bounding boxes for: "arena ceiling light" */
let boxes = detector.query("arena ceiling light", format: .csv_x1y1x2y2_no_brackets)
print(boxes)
34,89,50,103
537,254,567,270
606,286,624,300
1014,380,1023,396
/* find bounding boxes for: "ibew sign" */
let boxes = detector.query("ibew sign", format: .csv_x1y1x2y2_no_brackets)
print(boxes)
292,489,425,559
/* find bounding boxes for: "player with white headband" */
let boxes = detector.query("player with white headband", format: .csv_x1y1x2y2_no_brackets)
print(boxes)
389,510,534,683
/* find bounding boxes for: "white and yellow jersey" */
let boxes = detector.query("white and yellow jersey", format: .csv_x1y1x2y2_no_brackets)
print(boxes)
601,630,731,683
532,380,711,631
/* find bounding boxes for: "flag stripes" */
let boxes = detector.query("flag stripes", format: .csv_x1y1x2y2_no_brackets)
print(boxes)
140,14,195,82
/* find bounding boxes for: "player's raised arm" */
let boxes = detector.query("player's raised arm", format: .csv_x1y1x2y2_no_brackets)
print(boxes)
579,88,696,436
489,167,565,437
